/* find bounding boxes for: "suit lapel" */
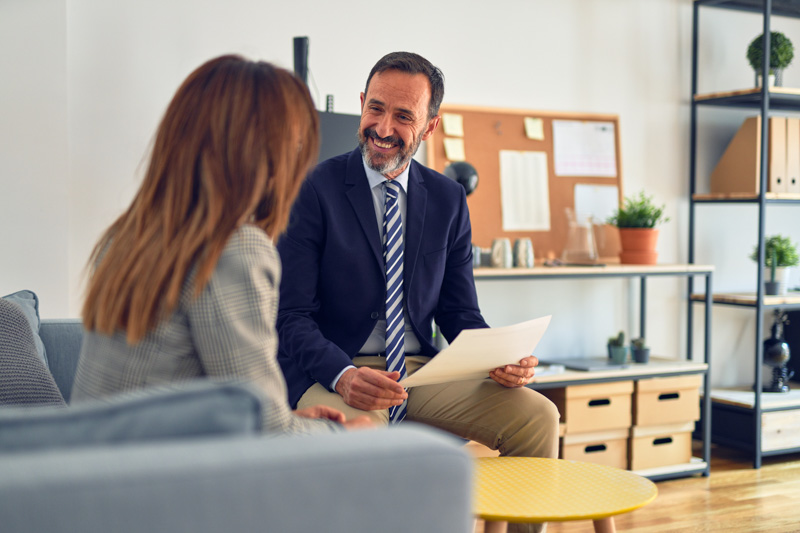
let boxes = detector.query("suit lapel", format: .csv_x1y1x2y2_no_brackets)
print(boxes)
405,161,427,288
344,150,384,269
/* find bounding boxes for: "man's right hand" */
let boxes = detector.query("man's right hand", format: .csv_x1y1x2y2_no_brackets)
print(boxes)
335,366,407,411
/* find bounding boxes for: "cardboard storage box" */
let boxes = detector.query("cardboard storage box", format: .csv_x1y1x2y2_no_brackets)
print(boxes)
762,409,800,452
634,374,702,426
543,381,633,434
629,421,693,470
561,428,629,469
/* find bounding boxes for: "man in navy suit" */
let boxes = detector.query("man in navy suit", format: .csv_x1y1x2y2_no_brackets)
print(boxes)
277,55,558,525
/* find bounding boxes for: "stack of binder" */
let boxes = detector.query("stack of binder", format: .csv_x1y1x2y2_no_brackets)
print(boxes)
710,115,800,194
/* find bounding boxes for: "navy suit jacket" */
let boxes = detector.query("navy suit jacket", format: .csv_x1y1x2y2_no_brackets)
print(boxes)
276,149,488,407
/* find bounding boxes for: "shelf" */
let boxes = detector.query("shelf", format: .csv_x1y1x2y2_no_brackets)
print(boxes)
708,386,800,411
473,264,714,280
530,359,708,388
694,87,800,110
690,292,800,309
692,192,800,203
697,0,800,18
632,457,708,482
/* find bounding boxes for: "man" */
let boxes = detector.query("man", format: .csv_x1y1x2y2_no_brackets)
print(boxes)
277,52,558,530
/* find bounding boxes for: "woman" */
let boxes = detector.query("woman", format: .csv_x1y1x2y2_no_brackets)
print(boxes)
71,55,368,433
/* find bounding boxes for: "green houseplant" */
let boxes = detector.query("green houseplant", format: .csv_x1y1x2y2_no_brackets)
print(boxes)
607,191,669,264
747,31,794,86
607,331,627,364
749,234,799,295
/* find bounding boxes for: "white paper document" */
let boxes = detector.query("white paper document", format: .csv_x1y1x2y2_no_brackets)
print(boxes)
400,315,552,388
552,120,617,177
499,150,550,231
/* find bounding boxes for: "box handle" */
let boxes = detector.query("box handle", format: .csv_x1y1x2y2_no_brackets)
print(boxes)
653,437,673,446
658,392,680,401
584,444,607,454
587,398,611,407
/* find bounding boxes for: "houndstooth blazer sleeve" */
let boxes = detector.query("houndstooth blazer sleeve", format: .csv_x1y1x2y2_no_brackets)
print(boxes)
187,225,339,435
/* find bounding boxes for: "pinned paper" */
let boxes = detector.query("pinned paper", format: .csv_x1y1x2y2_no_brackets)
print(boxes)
442,113,464,137
444,137,466,161
524,117,545,140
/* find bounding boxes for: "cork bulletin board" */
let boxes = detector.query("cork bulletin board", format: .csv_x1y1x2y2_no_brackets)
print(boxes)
426,104,624,262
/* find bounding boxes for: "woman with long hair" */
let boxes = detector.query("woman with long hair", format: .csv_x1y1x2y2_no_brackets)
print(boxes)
72,55,369,433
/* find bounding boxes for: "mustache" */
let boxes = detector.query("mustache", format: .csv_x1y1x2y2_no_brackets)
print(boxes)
363,128,405,149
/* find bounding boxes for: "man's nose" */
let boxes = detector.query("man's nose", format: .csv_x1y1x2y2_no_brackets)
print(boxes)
374,114,394,139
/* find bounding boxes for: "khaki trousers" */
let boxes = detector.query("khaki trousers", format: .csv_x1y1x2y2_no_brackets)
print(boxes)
298,356,561,533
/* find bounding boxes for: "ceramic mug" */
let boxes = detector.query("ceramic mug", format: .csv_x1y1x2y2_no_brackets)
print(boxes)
490,238,513,268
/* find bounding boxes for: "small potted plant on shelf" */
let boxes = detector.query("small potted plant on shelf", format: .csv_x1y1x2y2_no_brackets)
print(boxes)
607,331,627,364
749,234,799,295
607,191,669,265
747,31,794,87
631,337,650,364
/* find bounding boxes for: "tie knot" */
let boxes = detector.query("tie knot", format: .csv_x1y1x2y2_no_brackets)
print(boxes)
385,180,400,199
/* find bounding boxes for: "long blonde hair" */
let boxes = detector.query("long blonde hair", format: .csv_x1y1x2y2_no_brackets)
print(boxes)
82,55,319,343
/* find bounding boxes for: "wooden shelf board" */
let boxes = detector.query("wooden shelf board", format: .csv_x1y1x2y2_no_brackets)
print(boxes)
695,87,800,101
474,263,714,279
690,292,800,306
708,386,800,410
631,457,707,478
530,358,707,385
693,192,800,201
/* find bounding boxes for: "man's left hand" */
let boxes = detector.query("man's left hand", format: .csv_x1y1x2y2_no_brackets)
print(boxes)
490,355,538,388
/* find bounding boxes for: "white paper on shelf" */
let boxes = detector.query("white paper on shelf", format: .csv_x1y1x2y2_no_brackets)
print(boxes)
400,315,552,388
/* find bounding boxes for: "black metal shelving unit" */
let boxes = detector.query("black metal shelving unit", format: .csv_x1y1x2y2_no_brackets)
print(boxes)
690,0,800,469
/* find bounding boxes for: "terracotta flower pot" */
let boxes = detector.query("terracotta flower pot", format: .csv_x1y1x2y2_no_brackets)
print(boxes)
618,228,659,265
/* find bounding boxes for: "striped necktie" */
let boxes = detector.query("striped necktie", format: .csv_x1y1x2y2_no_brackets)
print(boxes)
383,180,407,423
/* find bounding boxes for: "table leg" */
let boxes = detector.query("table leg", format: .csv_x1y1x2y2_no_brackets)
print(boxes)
592,517,616,533
483,520,508,533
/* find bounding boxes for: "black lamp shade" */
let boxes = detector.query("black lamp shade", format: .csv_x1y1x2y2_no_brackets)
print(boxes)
443,161,479,196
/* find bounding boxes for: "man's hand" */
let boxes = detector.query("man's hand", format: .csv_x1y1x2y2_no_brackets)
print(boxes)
490,355,538,388
335,366,407,410
294,404,374,430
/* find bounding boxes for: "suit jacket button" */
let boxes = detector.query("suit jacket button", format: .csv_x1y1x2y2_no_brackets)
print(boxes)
370,312,379,319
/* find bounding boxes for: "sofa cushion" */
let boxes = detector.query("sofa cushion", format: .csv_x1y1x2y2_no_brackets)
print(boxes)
0,380,264,452
2,290,47,365
0,298,66,407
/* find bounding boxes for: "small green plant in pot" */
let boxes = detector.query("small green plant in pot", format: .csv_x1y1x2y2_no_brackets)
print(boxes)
607,191,669,265
607,331,627,364
631,337,650,364
749,234,799,295
747,31,794,86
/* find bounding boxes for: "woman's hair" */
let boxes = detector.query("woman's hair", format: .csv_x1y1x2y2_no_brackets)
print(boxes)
82,55,319,343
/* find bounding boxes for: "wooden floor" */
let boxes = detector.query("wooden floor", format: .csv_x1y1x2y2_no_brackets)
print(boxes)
475,443,800,533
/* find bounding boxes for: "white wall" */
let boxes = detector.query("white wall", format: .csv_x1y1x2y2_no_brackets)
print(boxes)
2,0,799,387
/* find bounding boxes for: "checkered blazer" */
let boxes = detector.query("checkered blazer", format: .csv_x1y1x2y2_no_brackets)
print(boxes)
71,225,338,435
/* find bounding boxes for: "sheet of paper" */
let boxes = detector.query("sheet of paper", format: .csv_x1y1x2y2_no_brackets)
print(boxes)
442,113,464,137
400,316,552,388
552,120,617,177
524,117,545,140
499,150,550,231
444,137,466,161
573,183,619,225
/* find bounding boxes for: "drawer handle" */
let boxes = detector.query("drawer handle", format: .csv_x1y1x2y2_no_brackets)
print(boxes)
588,398,611,407
658,392,680,401
584,444,607,453
653,437,673,446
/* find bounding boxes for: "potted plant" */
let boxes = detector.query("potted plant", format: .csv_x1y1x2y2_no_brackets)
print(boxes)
607,191,669,265
607,331,627,364
631,337,650,364
749,234,799,295
747,31,794,87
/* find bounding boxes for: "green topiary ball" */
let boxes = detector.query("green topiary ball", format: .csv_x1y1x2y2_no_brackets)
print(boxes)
747,31,794,73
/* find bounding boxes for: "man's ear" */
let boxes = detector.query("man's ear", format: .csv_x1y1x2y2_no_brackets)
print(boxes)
360,92,365,109
421,115,441,141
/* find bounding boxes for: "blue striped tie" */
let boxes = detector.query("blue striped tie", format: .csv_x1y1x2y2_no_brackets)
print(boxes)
383,180,407,423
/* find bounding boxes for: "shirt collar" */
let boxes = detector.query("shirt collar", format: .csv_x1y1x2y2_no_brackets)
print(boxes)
362,155,410,194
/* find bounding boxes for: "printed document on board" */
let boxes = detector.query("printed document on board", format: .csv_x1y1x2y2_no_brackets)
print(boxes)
400,315,551,388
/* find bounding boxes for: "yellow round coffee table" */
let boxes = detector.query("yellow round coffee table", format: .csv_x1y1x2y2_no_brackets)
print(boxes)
474,457,657,533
